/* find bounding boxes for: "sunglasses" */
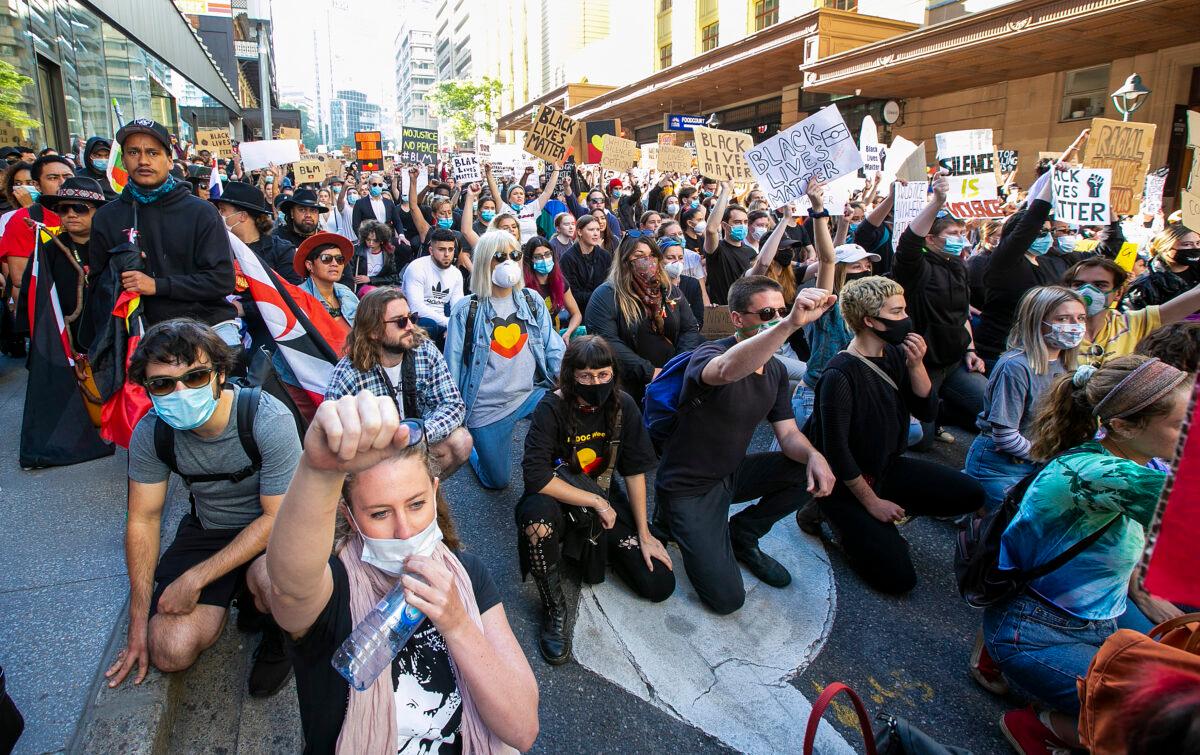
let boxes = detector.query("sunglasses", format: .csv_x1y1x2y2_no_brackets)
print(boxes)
399,418,426,447
314,253,345,265
624,229,651,238
739,306,790,320
57,202,94,215
384,313,421,328
493,251,523,262
143,366,215,397
369,182,384,187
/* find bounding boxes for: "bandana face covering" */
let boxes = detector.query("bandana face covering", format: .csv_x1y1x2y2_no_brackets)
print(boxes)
630,256,664,329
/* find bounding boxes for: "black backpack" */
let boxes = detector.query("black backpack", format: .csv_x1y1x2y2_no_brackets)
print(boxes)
954,450,1121,608
378,351,419,420
154,384,263,499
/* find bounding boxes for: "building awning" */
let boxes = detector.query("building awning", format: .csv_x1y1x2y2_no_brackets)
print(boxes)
496,83,617,132
563,8,917,128
801,0,1200,99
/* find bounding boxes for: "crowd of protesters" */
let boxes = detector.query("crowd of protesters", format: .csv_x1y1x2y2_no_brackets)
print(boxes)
0,118,1197,755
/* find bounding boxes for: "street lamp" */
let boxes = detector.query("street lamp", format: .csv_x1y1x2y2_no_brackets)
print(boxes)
1111,74,1151,122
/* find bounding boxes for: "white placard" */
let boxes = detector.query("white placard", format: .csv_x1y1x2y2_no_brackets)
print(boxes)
452,153,481,184
1142,170,1167,216
859,115,881,177
744,105,863,209
882,135,920,182
1052,168,1113,227
935,129,997,203
789,173,857,217
892,181,928,252
238,139,301,172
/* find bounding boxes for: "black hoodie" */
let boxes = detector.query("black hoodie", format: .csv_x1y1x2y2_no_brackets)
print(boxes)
87,181,236,329
76,137,118,201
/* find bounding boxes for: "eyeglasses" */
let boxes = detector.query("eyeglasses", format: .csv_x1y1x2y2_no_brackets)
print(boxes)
739,306,789,320
143,366,215,396
57,203,94,215
369,182,384,187
575,370,613,385
384,313,420,328
315,253,345,265
493,251,523,262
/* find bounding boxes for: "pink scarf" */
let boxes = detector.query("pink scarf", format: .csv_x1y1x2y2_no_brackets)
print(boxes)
334,538,514,754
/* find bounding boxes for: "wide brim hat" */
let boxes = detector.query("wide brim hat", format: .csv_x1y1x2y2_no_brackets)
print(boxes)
294,232,352,279
40,176,107,209
211,180,271,216
279,187,328,213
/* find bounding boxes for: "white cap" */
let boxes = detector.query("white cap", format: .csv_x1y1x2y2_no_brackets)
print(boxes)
835,243,880,264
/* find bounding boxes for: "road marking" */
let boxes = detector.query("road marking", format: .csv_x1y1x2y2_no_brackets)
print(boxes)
574,513,850,753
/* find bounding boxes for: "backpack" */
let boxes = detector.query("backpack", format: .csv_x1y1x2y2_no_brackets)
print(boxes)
641,349,703,445
461,288,540,367
154,384,263,503
378,351,420,420
953,450,1120,608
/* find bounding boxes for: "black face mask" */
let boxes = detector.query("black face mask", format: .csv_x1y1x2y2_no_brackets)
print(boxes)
869,315,912,346
775,247,795,267
1177,249,1200,267
845,270,872,283
576,381,613,407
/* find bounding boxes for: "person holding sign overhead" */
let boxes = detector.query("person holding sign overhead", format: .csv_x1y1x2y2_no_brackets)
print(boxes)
484,160,561,243
702,182,755,306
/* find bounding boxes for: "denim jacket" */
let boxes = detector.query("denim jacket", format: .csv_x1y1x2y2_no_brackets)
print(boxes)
300,278,359,324
443,287,565,408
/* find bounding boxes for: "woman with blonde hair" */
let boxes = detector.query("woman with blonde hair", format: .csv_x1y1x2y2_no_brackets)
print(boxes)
1120,223,1199,310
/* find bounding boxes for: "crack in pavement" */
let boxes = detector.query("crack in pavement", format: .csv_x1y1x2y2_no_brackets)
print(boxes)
586,589,685,721
690,656,795,705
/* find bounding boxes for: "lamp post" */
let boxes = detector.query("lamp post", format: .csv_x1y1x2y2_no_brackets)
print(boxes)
1111,74,1151,122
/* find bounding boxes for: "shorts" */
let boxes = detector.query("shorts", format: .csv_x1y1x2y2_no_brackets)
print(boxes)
149,515,251,617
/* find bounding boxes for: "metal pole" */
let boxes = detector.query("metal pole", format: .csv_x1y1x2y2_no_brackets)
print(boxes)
258,21,272,138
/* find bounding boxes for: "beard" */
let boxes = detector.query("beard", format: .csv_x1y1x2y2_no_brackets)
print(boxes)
293,218,318,235
380,332,414,355
433,254,454,269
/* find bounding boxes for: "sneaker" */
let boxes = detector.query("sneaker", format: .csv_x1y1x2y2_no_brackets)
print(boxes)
248,625,292,698
970,631,1009,695
999,707,1071,755
935,427,956,444
730,528,791,588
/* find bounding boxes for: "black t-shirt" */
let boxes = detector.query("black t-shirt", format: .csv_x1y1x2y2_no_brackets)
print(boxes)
522,391,658,494
704,240,756,305
287,552,501,755
683,230,703,252
656,337,792,495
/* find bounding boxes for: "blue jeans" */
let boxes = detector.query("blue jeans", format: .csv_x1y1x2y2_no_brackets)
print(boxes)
964,435,1038,512
983,593,1153,715
792,382,922,446
418,317,446,348
466,388,545,490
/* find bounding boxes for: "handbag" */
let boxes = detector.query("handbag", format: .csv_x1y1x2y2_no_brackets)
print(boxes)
553,403,623,582
1077,612,1200,755
804,682,972,755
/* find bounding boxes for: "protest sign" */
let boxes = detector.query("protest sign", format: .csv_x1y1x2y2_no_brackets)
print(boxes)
239,139,301,171
581,120,619,163
0,121,31,147
400,126,439,165
545,160,575,195
790,173,855,217
341,145,354,162
1081,117,1155,215
1187,111,1200,192
276,126,301,143
996,149,1018,174
744,105,862,209
691,126,754,183
319,155,344,178
524,105,578,164
892,181,928,252
600,134,638,170
1052,167,1112,227
488,142,523,167
859,115,882,177
1141,168,1167,215
1075,238,1140,271
935,129,997,203
1143,382,1199,606
355,130,383,172
943,197,1007,219
885,136,926,182
657,144,693,174
638,143,657,171
451,153,481,183
293,159,324,184
1183,187,1200,233
657,132,676,147
196,128,233,158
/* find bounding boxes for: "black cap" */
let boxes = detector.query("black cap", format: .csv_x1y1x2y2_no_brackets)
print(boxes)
278,188,328,213
115,118,172,150
0,147,20,159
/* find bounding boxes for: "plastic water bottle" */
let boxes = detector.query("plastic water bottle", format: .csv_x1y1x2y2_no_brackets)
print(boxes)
332,581,426,691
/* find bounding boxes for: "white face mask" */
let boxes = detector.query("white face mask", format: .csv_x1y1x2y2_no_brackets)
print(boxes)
664,260,684,278
1058,234,1081,253
354,512,444,576
491,258,522,288
692,220,707,234
752,226,769,240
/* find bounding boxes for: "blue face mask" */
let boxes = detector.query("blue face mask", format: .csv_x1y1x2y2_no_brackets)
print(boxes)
611,189,622,199
702,190,713,198
533,258,554,275
437,217,453,229
150,383,220,431
729,224,748,242
91,158,108,172
1029,233,1053,256
369,186,382,198
940,236,967,256
331,185,341,194
690,200,700,209
510,201,523,212
480,209,496,222
25,188,41,203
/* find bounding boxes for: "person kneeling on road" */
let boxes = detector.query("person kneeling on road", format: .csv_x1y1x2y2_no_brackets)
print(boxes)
325,287,472,477
518,336,675,665
105,319,302,698
654,276,836,616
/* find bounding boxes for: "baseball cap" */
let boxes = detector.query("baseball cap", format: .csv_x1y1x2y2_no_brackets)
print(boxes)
834,243,880,265
115,118,171,150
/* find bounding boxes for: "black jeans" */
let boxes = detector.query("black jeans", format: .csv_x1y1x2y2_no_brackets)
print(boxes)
655,452,810,615
914,360,986,450
818,456,983,594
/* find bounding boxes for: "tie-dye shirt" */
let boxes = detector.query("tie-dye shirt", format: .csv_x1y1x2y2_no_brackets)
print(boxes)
998,441,1165,620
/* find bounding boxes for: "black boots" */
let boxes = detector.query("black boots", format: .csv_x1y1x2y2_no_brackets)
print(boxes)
529,536,571,666
0,665,24,754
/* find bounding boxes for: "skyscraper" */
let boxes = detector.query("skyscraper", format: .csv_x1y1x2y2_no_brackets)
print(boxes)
394,0,437,129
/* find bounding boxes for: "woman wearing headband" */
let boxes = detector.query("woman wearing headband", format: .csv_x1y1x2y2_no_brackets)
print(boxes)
981,355,1188,753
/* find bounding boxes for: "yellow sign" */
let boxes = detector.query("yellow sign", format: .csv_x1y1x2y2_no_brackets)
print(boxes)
0,121,32,147
277,126,301,143
690,126,753,183
1076,239,1140,272
196,128,233,158
657,132,676,147
293,160,324,184
600,134,638,171
523,106,578,164
1082,117,1156,216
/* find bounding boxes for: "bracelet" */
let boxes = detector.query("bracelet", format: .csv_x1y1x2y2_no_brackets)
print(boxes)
966,348,976,353
808,208,830,219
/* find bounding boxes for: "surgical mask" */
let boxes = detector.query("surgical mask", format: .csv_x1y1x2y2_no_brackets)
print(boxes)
277,210,286,224
533,258,554,275
849,223,860,233
702,190,713,198
91,158,108,172
356,514,444,576
1028,233,1052,256
665,202,679,215
690,200,700,209
150,384,220,431
492,259,522,288
575,381,613,407
222,212,244,232
1058,234,1080,253
738,318,781,339
611,189,622,199
25,188,41,203
437,217,453,229
752,226,768,240
347,191,359,203
510,202,523,212
939,236,966,256
369,185,383,198
692,220,707,233
1076,284,1110,316
729,224,748,242
664,260,684,278
480,209,496,222
1044,322,1085,350
331,185,342,194
869,315,913,346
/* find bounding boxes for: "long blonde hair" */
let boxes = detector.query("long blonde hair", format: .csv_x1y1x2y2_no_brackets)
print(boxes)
609,235,671,329
1007,286,1085,375
470,230,525,298
1149,224,1196,264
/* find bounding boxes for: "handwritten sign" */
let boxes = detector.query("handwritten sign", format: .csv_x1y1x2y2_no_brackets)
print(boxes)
657,144,693,174
691,126,753,183
1082,118,1155,215
1183,113,1200,230
657,132,676,147
400,126,438,165
892,181,929,252
293,159,324,184
886,136,926,182
1052,167,1112,226
341,145,354,162
451,153,481,183
277,126,301,143
1142,168,1167,215
355,130,383,172
859,115,881,177
944,198,1006,219
996,149,1018,174
744,106,862,209
523,105,578,164
600,134,638,170
0,121,31,147
936,129,997,203
196,128,233,158
319,155,344,178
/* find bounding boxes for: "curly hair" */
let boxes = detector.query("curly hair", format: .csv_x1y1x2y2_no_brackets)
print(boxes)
128,318,238,387
840,275,905,333
1135,322,1200,373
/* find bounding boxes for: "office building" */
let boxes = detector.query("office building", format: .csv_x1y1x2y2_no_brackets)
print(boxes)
329,88,381,147
394,1,437,129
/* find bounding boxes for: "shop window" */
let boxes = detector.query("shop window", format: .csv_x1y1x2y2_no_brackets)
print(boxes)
659,43,672,70
36,57,66,149
1060,64,1109,121
701,22,718,52
754,0,779,30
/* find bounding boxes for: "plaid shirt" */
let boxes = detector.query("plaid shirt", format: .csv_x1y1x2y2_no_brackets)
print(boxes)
324,339,465,444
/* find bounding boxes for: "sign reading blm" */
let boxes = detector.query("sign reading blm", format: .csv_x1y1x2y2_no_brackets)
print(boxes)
400,126,439,165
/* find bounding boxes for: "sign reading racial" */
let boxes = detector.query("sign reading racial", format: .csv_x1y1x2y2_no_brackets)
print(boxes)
196,128,233,158
451,153,482,184
691,125,754,183
293,159,324,184
743,105,862,208
1081,117,1155,215
657,144,693,174
354,130,383,172
892,181,929,252
524,105,578,164
400,126,439,165
600,133,638,170
1052,167,1112,226
935,129,999,218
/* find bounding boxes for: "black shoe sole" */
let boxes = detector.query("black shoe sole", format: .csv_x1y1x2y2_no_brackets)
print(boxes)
540,648,571,666
248,664,293,698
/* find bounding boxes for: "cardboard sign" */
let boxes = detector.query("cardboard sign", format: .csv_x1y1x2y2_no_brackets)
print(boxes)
657,144,693,174
859,115,882,177
885,136,926,182
582,120,619,164
0,121,32,147
600,134,638,170
319,155,344,177
451,153,481,183
892,181,928,252
524,105,578,164
1081,118,1155,215
657,132,676,147
936,129,998,203
692,126,754,183
341,145,354,162
400,126,439,165
791,173,854,217
276,126,301,143
293,159,324,184
744,105,862,209
355,130,383,172
239,139,301,171
1182,187,1200,233
1143,381,1200,607
544,160,575,195
1052,167,1112,226
638,143,657,171
1142,168,1167,215
1186,111,1200,193
196,128,233,158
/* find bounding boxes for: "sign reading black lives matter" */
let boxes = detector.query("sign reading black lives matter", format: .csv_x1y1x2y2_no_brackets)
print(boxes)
400,126,439,165
524,105,578,164
1052,167,1112,226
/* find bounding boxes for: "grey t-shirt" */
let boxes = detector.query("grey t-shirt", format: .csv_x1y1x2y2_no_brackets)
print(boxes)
128,386,303,529
467,293,537,428
976,349,1065,440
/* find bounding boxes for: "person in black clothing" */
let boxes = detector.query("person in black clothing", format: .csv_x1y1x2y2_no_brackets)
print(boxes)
804,275,982,594
86,119,235,340
273,188,326,252
1121,225,1200,310
584,234,702,403
654,276,836,615
517,336,674,664
702,182,756,305
611,172,643,232
76,136,118,201
212,181,299,284
659,236,704,324
680,204,707,253
345,219,402,294
965,219,1003,322
350,176,405,240
559,214,612,317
